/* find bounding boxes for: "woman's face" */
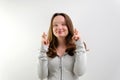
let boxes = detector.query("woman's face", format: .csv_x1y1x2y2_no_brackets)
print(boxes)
52,15,69,39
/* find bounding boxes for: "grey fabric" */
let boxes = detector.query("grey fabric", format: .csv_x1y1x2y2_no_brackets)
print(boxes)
38,40,87,80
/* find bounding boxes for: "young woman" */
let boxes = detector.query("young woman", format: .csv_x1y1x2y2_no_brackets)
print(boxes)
38,13,87,80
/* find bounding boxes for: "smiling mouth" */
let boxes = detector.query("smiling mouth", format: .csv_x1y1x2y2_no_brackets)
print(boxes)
58,31,63,34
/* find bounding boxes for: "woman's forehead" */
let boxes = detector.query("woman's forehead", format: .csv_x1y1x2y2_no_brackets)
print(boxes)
53,15,66,23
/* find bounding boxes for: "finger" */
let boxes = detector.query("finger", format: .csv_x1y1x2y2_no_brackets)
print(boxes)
42,32,47,38
42,32,45,37
72,35,75,40
44,41,47,45
74,28,76,33
44,40,49,46
74,28,78,35
43,32,47,37
75,29,79,35
46,39,49,44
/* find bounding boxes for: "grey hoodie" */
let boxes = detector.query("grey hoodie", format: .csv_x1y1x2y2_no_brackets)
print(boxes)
38,40,87,80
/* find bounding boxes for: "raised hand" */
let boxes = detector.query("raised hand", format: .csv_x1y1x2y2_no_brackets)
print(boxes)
72,28,80,41
41,32,49,46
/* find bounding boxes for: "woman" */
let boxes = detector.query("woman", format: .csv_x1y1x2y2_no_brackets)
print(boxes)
38,13,87,80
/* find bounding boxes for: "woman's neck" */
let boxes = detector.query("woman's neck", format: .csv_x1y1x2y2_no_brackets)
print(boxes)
57,38,66,47
56,38,67,57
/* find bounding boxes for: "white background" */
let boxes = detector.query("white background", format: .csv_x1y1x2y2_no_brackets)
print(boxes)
0,0,120,80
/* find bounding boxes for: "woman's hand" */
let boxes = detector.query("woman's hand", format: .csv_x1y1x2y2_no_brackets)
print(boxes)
41,32,49,46
72,28,80,41
72,29,90,51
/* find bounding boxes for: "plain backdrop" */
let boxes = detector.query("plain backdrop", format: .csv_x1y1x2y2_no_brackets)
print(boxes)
0,0,120,80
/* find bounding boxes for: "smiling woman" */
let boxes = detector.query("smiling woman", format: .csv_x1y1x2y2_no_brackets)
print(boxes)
52,15,69,39
38,13,88,80
0,0,120,80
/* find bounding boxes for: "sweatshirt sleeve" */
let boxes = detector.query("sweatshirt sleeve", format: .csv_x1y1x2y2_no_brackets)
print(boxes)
73,40,87,77
38,44,48,80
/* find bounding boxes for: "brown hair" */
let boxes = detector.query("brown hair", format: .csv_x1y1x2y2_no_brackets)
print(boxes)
47,13,76,58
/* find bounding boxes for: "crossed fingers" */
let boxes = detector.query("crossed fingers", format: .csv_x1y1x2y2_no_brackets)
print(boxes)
72,28,80,41
42,32,49,45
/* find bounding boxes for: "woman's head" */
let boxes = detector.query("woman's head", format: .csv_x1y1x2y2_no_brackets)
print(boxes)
52,15,69,40
48,13,74,44
47,13,76,58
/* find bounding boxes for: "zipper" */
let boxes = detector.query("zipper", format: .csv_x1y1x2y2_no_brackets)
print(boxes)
59,57,62,80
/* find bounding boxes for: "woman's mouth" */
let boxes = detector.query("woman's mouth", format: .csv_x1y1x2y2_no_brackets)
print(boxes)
58,31,63,34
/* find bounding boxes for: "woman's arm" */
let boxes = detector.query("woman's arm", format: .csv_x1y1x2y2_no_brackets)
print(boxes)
73,40,87,77
38,44,48,80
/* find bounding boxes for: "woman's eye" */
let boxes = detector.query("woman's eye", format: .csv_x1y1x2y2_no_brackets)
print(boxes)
53,24,58,27
62,24,66,26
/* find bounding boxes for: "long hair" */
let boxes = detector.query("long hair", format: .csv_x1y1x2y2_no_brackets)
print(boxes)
47,13,76,58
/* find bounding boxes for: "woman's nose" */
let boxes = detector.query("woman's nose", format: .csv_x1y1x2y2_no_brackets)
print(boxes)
58,25,62,30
